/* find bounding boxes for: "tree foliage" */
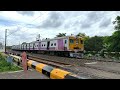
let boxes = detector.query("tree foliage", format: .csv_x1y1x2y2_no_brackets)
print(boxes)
56,33,66,37
76,33,86,37
84,36,103,52
113,16,120,31
107,31,120,52
106,16,120,52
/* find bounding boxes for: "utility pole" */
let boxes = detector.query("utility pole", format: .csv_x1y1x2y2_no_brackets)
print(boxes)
5,29,7,53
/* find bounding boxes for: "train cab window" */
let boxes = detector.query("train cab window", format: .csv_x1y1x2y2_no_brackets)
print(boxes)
51,43,53,46
70,39,74,44
76,40,79,44
54,43,56,46
65,40,67,44
81,40,83,44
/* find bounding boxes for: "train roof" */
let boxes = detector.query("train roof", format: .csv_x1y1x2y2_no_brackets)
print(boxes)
14,36,84,46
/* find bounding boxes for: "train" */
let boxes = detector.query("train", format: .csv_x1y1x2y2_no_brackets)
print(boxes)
11,35,84,58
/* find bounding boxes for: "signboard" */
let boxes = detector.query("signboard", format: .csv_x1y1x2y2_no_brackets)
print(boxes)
7,56,13,63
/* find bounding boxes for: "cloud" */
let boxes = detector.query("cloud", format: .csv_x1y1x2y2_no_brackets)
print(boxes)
0,18,22,26
17,11,35,16
0,11,119,46
37,12,65,28
80,11,105,28
80,21,91,28
99,18,111,28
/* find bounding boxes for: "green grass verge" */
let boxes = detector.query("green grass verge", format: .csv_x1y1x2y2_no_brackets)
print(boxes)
0,53,22,72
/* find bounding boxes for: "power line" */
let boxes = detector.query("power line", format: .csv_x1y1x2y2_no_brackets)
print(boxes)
7,13,42,37
6,12,50,45
7,12,49,37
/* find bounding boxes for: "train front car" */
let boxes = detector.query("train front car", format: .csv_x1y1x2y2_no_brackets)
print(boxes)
69,36,84,58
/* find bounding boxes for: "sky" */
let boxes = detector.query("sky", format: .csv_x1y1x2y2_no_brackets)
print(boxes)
0,11,120,46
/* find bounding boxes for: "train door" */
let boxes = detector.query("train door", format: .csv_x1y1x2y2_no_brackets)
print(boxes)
29,43,30,50
33,43,35,50
39,42,41,50
26,44,27,50
64,39,67,50
47,41,50,50
58,39,64,50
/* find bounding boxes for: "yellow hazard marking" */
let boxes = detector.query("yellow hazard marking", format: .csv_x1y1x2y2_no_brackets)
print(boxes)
36,63,46,73
27,60,34,67
50,68,70,79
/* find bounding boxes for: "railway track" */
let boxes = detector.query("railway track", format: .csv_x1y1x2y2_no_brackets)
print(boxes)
28,55,72,68
7,50,120,79
9,50,120,63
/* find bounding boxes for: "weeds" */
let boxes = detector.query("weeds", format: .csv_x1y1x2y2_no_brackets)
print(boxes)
0,53,22,72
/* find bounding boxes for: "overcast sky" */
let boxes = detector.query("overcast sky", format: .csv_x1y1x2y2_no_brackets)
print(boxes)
0,11,120,46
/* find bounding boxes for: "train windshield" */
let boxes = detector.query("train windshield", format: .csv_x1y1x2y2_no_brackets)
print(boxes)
70,39,74,43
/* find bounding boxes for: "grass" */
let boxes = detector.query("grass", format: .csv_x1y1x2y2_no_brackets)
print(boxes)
0,53,22,72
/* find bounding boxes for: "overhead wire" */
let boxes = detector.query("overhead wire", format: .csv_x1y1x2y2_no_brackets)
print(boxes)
4,11,51,45
7,12,45,37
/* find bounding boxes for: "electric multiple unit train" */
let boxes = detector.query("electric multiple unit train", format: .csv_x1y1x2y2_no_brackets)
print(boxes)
12,36,84,58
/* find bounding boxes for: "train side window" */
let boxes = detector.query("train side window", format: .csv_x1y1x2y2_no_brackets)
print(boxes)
51,43,53,46
54,43,56,46
65,40,67,44
42,44,43,46
70,39,74,43
44,44,45,46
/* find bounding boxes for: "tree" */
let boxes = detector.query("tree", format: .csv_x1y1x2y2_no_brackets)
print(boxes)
106,16,120,52
84,36,104,52
113,16,120,31
107,31,120,52
76,33,86,37
56,33,66,37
